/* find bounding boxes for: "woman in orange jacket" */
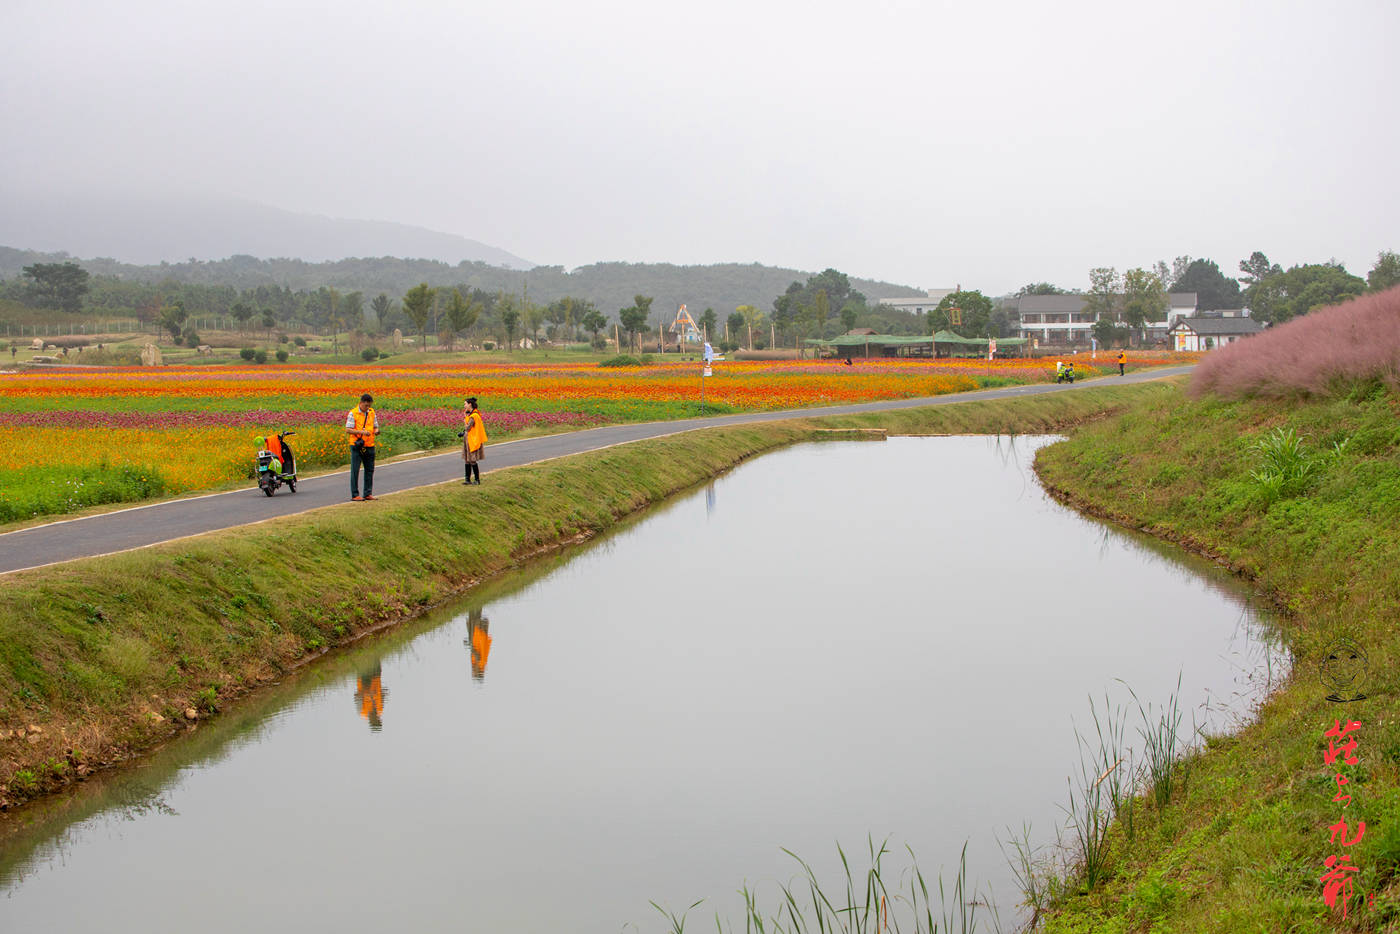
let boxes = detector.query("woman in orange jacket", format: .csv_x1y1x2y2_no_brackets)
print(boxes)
461,397,487,485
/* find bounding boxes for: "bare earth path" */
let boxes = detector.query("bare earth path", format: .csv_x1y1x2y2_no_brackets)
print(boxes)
0,367,1191,574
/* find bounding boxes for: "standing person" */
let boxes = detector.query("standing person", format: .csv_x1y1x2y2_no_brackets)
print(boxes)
461,396,487,485
345,392,381,501
1117,350,1126,376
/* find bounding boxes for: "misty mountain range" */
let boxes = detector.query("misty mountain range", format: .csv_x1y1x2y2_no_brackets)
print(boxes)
0,189,535,270
0,192,926,316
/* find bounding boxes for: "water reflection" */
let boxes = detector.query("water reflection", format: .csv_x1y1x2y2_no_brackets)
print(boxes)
0,436,1292,934
353,662,387,732
465,608,492,681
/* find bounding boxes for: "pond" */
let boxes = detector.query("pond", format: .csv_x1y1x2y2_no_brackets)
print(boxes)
0,436,1287,931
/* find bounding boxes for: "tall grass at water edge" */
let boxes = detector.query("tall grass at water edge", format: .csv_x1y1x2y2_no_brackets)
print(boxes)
1191,284,1400,399
1000,678,1195,928
651,839,994,934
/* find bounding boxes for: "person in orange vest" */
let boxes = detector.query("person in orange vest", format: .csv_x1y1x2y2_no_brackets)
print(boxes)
465,608,492,681
1117,350,1126,376
353,662,387,732
345,392,381,500
460,396,487,485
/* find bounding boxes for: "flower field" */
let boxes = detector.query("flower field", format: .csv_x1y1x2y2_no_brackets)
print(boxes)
0,352,1195,522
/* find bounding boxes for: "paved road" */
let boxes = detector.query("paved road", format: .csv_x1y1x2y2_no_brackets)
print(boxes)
0,366,1192,574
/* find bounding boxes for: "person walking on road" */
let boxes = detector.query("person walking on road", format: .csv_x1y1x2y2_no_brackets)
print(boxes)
1117,350,1126,376
346,392,381,501
461,396,487,485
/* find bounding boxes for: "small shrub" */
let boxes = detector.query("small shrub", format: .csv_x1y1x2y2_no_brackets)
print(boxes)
482,341,495,351
361,347,380,362
293,336,307,347
598,354,647,368
275,349,289,362
239,347,256,361
1250,427,1321,504
253,350,268,364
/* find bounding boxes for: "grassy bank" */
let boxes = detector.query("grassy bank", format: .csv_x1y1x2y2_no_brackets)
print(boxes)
1033,383,1400,932
0,382,1160,810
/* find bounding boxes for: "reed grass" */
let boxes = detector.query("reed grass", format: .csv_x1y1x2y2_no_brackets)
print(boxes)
654,838,993,934
1126,674,1185,810
1061,693,1130,893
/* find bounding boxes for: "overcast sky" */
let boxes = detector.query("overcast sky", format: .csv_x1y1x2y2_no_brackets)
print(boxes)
2,0,1395,294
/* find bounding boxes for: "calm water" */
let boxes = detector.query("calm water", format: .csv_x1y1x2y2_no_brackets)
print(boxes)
0,437,1286,932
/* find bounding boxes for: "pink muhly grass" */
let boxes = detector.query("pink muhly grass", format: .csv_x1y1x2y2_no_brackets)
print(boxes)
1190,286,1400,400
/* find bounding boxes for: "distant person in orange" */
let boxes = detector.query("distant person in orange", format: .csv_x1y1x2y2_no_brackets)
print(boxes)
354,662,387,731
466,608,492,681
1117,350,1126,376
460,397,487,485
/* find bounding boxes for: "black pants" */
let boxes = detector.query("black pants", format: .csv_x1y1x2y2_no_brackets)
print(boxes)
350,445,376,497
465,461,480,482
1119,363,1125,375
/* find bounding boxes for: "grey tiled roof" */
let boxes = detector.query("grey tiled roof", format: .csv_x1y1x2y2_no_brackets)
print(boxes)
1172,317,1264,336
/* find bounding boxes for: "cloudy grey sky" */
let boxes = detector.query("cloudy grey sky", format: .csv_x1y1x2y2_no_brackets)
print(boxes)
2,0,1395,294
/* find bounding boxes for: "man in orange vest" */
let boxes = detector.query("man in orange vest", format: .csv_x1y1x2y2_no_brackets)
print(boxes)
1117,350,1126,376
345,392,381,501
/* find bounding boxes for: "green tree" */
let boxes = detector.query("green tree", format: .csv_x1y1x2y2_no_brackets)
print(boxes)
736,304,764,348
839,303,858,332
402,282,436,348
1238,251,1283,321
260,309,275,339
725,310,746,344
614,294,654,353
580,306,607,343
1367,251,1400,292
699,307,717,340
1271,263,1366,323
159,300,189,342
1169,259,1241,311
327,286,342,355
524,301,546,348
497,292,521,351
22,262,90,313
618,302,649,354
1084,267,1121,337
1016,282,1064,297
343,291,364,329
231,302,255,332
812,290,830,341
1121,268,1168,344
444,289,482,351
934,289,994,338
371,293,393,333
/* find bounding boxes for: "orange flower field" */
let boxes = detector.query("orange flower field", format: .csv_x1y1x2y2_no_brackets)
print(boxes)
0,352,1198,521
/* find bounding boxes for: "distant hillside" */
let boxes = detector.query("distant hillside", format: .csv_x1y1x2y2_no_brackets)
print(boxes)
0,248,926,319
0,190,533,270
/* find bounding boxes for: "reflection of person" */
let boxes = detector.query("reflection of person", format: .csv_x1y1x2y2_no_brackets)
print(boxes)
354,662,388,731
465,609,492,681
461,397,487,485
1117,350,1126,376
345,392,380,501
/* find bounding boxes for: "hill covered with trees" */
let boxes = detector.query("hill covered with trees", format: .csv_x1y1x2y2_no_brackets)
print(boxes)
0,247,926,335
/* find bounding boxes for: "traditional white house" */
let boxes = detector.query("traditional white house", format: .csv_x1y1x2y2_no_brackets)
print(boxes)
1019,292,1200,347
1168,315,1264,351
876,288,957,315
1143,293,1198,344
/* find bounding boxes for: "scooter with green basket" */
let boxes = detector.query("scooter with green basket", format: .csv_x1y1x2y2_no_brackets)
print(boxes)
255,431,297,496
